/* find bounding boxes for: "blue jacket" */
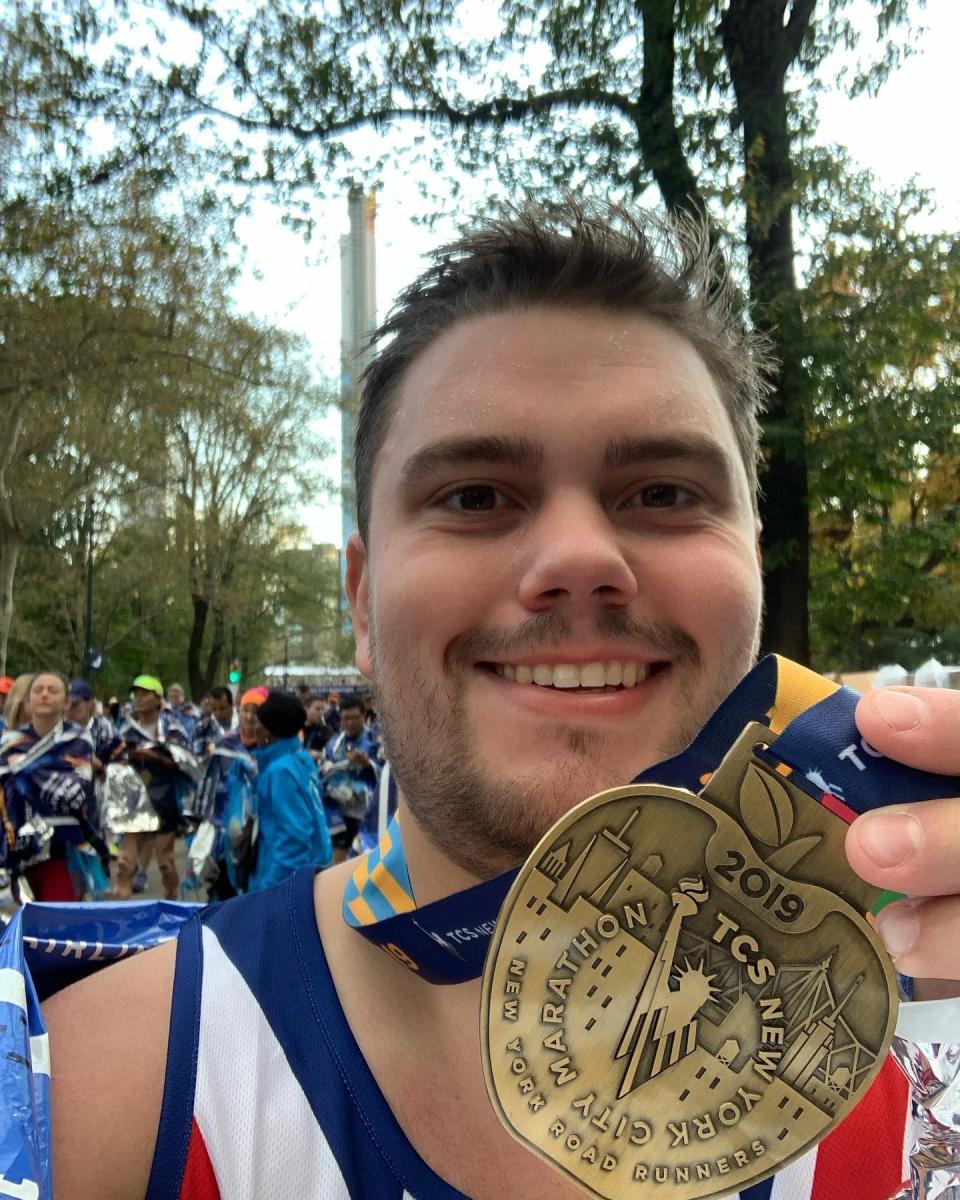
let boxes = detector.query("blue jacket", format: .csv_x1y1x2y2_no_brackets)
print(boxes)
247,736,332,893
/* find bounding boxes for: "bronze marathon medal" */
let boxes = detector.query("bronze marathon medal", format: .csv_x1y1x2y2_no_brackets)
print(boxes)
481,724,899,1199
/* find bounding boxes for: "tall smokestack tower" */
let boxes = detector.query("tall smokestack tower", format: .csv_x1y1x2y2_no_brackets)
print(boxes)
340,186,377,553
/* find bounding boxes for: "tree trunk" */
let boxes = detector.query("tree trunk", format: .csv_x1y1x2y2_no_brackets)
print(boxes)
187,593,209,701
636,0,708,222
201,606,226,697
0,536,23,676
722,0,814,664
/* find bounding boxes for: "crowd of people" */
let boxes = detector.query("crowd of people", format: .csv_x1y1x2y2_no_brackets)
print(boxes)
0,670,387,905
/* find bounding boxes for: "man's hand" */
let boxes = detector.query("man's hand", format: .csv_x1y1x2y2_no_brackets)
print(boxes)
845,686,960,982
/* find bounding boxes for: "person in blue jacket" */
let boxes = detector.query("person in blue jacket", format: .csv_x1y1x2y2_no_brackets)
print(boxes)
247,690,332,893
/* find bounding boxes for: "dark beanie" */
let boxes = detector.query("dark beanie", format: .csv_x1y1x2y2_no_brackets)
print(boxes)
257,691,307,739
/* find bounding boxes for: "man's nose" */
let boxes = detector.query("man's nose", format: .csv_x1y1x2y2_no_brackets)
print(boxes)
517,493,638,614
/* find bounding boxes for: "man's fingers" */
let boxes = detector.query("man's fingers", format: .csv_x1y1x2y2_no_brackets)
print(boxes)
855,686,960,775
846,797,960,897
873,895,960,981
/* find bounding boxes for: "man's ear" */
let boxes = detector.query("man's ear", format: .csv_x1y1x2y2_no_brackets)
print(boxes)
345,531,372,679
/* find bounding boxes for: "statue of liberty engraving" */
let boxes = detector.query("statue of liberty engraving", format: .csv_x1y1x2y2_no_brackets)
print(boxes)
615,876,712,1098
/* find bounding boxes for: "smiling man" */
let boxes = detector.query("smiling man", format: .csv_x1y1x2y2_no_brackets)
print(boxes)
353,304,763,886
44,203,960,1200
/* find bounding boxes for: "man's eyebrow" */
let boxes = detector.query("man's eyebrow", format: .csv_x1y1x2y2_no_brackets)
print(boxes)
603,433,735,485
399,434,543,488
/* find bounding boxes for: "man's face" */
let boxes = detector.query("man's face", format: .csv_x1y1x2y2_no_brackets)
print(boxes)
347,306,762,878
67,696,94,725
341,706,365,738
167,685,185,708
211,695,233,725
132,687,162,720
306,698,325,726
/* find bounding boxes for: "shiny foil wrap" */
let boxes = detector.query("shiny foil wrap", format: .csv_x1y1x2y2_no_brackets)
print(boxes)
100,762,160,834
890,996,960,1199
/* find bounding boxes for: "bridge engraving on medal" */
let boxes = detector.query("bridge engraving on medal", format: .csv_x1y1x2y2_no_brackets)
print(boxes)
480,726,898,1199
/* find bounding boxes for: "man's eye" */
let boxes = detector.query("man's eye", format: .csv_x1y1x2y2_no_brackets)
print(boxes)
628,483,695,509
441,485,509,512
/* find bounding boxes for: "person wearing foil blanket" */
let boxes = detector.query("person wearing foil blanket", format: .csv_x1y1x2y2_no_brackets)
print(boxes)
66,678,124,840
113,675,198,901
0,670,101,901
190,686,267,900
319,693,381,863
45,203,960,1200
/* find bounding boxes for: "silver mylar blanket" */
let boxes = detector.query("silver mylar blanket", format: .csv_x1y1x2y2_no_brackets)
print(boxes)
99,763,159,834
890,997,960,1200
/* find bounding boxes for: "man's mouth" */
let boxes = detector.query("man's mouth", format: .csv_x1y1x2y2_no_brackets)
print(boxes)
480,659,669,692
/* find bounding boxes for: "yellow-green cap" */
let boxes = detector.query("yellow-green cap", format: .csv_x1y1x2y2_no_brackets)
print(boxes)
131,674,164,696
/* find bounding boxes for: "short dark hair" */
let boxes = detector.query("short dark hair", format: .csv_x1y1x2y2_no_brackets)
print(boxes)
355,200,769,542
210,685,233,705
340,696,364,715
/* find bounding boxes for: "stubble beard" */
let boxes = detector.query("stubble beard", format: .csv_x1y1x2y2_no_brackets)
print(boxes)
371,607,760,881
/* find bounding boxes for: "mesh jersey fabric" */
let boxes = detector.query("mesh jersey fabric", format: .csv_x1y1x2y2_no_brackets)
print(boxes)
143,866,910,1200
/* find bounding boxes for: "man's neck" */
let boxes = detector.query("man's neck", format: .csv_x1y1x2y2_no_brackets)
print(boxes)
393,796,489,908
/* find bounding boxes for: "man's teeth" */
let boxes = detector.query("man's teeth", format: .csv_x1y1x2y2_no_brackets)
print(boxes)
494,662,650,688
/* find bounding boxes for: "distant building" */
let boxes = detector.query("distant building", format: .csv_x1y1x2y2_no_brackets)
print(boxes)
340,187,377,555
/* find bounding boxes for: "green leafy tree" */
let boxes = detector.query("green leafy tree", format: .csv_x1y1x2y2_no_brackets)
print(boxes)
7,499,193,690
0,197,179,672
167,322,331,698
269,544,355,673
804,171,960,668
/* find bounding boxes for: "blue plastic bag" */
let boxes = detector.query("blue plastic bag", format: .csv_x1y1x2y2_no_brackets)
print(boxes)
0,898,198,1198
0,907,51,1200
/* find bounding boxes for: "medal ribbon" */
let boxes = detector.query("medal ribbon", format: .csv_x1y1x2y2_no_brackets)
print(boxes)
342,655,957,983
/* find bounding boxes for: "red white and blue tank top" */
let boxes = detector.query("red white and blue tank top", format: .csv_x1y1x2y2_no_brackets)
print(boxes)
144,866,912,1200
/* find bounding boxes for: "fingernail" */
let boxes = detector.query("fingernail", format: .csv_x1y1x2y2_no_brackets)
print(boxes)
855,810,923,868
874,901,921,960
869,689,925,732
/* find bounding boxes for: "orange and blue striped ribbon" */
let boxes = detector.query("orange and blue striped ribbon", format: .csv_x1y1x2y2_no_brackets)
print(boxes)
342,818,415,928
